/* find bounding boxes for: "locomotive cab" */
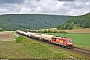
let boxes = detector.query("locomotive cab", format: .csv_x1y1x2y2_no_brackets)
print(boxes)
66,39,73,48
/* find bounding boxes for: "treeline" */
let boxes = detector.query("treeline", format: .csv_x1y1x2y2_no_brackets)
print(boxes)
57,23,74,30
57,13,90,30
0,14,72,31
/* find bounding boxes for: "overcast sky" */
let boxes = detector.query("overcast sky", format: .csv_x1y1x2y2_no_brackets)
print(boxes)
0,0,90,16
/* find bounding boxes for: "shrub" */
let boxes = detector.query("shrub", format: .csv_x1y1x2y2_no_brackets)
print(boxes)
0,28,3,32
16,36,24,43
59,31,67,34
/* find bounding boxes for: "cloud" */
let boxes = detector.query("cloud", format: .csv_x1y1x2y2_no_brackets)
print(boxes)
0,0,90,16
19,5,32,14
0,0,24,4
66,9,89,16
58,0,75,2
0,9,9,13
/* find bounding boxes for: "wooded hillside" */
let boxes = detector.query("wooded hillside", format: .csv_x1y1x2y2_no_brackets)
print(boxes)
57,13,90,30
0,14,72,30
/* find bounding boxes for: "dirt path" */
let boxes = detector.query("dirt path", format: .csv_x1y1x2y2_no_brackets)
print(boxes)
65,47,90,57
0,32,15,41
0,33,14,39
14,32,19,37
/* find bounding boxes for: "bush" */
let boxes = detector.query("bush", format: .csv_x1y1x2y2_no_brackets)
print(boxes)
16,36,24,43
59,31,67,34
0,28,3,32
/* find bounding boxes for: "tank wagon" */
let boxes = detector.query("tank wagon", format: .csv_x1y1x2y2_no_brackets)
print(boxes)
16,30,73,48
41,34,55,42
30,33,36,38
35,34,42,40
16,30,24,35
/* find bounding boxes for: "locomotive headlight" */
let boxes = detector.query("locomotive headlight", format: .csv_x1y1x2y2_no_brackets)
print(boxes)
68,42,73,45
69,43,73,44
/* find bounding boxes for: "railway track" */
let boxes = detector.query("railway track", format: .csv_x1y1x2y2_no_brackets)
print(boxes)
68,47,90,57
16,32,90,58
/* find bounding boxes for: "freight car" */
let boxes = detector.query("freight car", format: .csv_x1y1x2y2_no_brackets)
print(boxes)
30,33,36,38
34,34,42,40
16,30,73,48
41,34,55,42
16,30,24,35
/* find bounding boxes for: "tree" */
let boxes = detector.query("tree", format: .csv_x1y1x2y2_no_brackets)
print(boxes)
57,24,63,30
43,29,48,33
0,28,3,31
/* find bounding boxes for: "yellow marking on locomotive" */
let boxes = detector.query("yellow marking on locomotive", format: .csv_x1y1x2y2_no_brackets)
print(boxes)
59,40,63,44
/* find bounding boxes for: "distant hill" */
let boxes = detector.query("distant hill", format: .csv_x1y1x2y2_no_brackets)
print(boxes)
0,14,72,30
57,13,90,30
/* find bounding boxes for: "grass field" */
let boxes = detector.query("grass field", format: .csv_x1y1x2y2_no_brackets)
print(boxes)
0,32,89,59
48,33,90,50
65,28,90,33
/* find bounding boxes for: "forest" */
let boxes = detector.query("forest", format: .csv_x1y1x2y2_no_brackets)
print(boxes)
57,13,90,30
0,13,89,31
0,14,72,31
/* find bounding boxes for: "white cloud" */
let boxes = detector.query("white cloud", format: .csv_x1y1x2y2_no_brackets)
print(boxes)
0,0,90,16
56,2,64,9
0,9,9,13
65,0,90,16
35,7,42,13
18,5,32,14
66,9,89,16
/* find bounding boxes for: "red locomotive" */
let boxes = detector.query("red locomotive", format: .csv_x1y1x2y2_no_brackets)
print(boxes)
51,37,73,48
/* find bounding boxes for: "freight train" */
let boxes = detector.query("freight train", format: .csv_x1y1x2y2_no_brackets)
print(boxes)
16,30,73,48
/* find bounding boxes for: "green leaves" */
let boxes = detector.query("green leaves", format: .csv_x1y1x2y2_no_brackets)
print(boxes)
0,14,72,31
57,13,90,30
57,23,74,30
16,36,25,43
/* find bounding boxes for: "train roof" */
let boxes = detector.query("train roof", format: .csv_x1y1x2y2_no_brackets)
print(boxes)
54,37,72,39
